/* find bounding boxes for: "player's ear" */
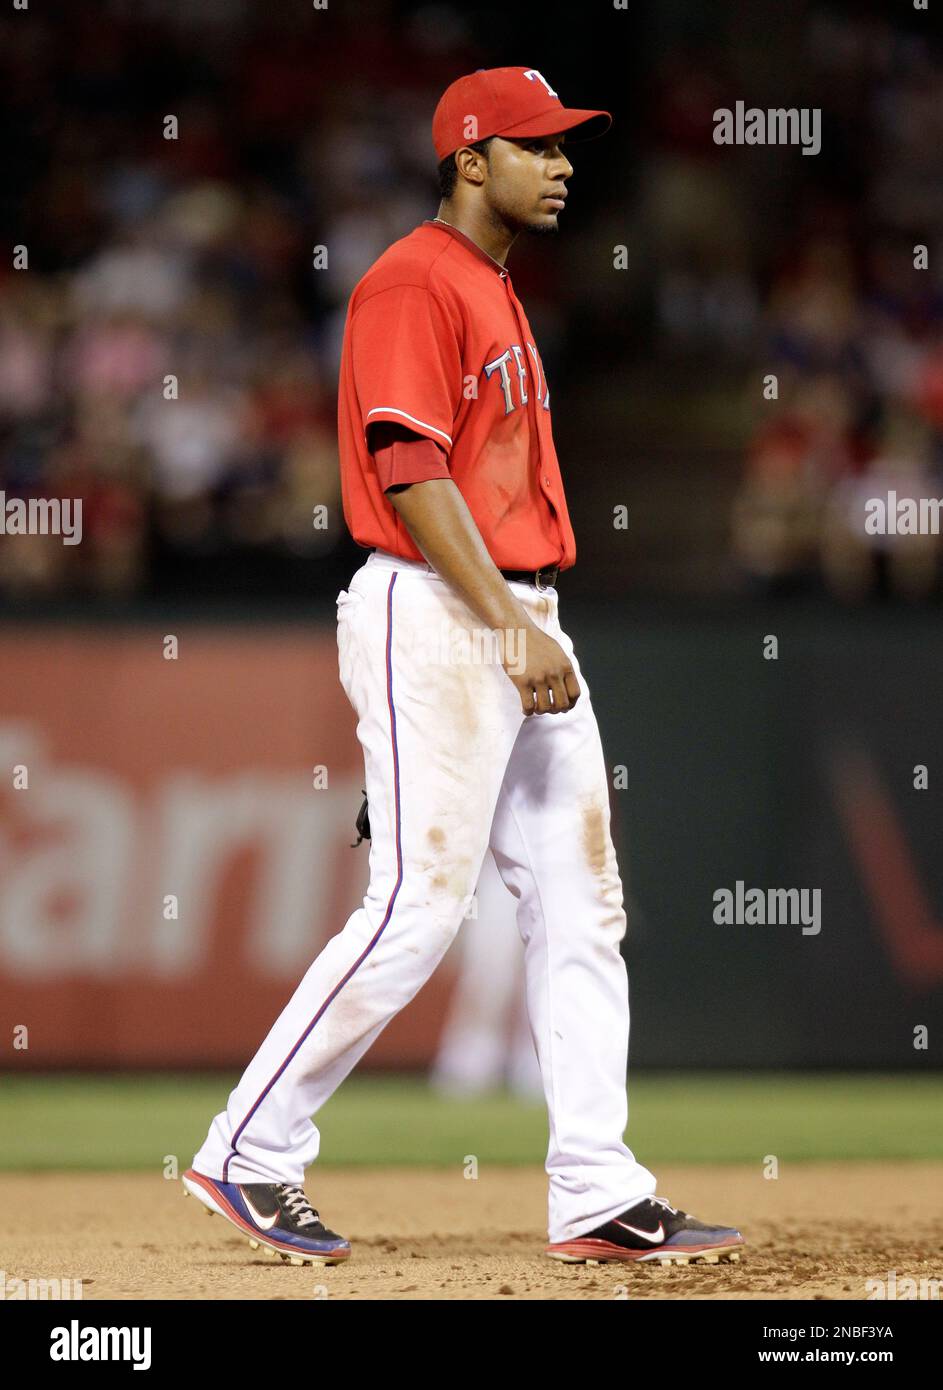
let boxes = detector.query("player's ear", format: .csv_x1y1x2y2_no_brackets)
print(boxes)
454,145,488,187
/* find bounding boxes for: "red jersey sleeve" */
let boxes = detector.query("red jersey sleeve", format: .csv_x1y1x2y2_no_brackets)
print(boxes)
349,285,461,455
370,422,450,491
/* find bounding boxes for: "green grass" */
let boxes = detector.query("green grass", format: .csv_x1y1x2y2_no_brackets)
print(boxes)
0,1073,940,1171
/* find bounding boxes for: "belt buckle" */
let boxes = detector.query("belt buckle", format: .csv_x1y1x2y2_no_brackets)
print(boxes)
535,565,555,593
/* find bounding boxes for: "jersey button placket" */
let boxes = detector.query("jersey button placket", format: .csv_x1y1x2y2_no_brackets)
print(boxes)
505,279,560,528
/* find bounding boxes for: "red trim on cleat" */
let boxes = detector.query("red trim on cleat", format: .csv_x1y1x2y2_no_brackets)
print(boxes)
546,1234,743,1263
183,1168,351,1263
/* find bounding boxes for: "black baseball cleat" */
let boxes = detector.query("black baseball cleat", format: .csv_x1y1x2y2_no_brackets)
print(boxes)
545,1194,744,1265
182,1168,351,1265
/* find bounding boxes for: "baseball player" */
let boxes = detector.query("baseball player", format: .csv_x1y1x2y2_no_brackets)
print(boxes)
183,66,744,1268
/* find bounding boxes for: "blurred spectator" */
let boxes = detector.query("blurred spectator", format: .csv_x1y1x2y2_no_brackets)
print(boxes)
822,413,940,602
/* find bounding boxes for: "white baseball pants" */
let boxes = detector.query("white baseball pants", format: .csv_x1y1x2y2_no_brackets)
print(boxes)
193,548,656,1243
431,846,543,1099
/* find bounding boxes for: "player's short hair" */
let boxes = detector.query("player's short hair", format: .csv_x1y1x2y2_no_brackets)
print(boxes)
437,137,494,200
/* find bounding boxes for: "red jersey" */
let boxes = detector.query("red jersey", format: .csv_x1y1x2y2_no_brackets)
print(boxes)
337,218,577,571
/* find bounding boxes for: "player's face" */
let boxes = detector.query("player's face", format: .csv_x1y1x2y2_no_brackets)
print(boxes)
484,134,574,233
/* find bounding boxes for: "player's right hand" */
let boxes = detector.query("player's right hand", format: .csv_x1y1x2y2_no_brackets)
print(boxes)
504,624,581,716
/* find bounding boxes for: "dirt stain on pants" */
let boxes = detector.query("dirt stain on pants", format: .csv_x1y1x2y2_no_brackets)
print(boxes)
580,798,609,878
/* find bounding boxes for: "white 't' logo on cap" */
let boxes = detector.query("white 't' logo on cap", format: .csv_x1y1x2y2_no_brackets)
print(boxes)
523,69,558,98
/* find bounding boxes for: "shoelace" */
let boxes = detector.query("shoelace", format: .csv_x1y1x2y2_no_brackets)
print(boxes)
276,1183,320,1228
649,1195,682,1216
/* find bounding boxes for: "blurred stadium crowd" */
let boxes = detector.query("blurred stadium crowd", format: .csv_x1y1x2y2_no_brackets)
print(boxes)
1,0,941,604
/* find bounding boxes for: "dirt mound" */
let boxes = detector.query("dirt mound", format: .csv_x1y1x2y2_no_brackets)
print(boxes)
2,1163,940,1300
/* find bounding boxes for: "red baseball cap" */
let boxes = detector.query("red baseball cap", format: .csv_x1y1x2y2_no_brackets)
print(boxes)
432,66,611,162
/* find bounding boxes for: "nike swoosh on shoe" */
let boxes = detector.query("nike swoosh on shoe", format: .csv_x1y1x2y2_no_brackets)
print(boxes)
240,1190,280,1230
612,1218,665,1243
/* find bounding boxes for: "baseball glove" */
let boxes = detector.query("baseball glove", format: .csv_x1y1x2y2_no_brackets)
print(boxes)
351,790,370,847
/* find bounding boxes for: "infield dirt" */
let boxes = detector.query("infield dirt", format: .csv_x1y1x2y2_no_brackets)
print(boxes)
2,1162,940,1301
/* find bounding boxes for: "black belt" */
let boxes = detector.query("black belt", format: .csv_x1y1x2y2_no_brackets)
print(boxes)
500,564,560,591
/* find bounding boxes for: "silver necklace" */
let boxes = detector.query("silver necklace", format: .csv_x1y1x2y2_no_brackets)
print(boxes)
431,217,506,273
